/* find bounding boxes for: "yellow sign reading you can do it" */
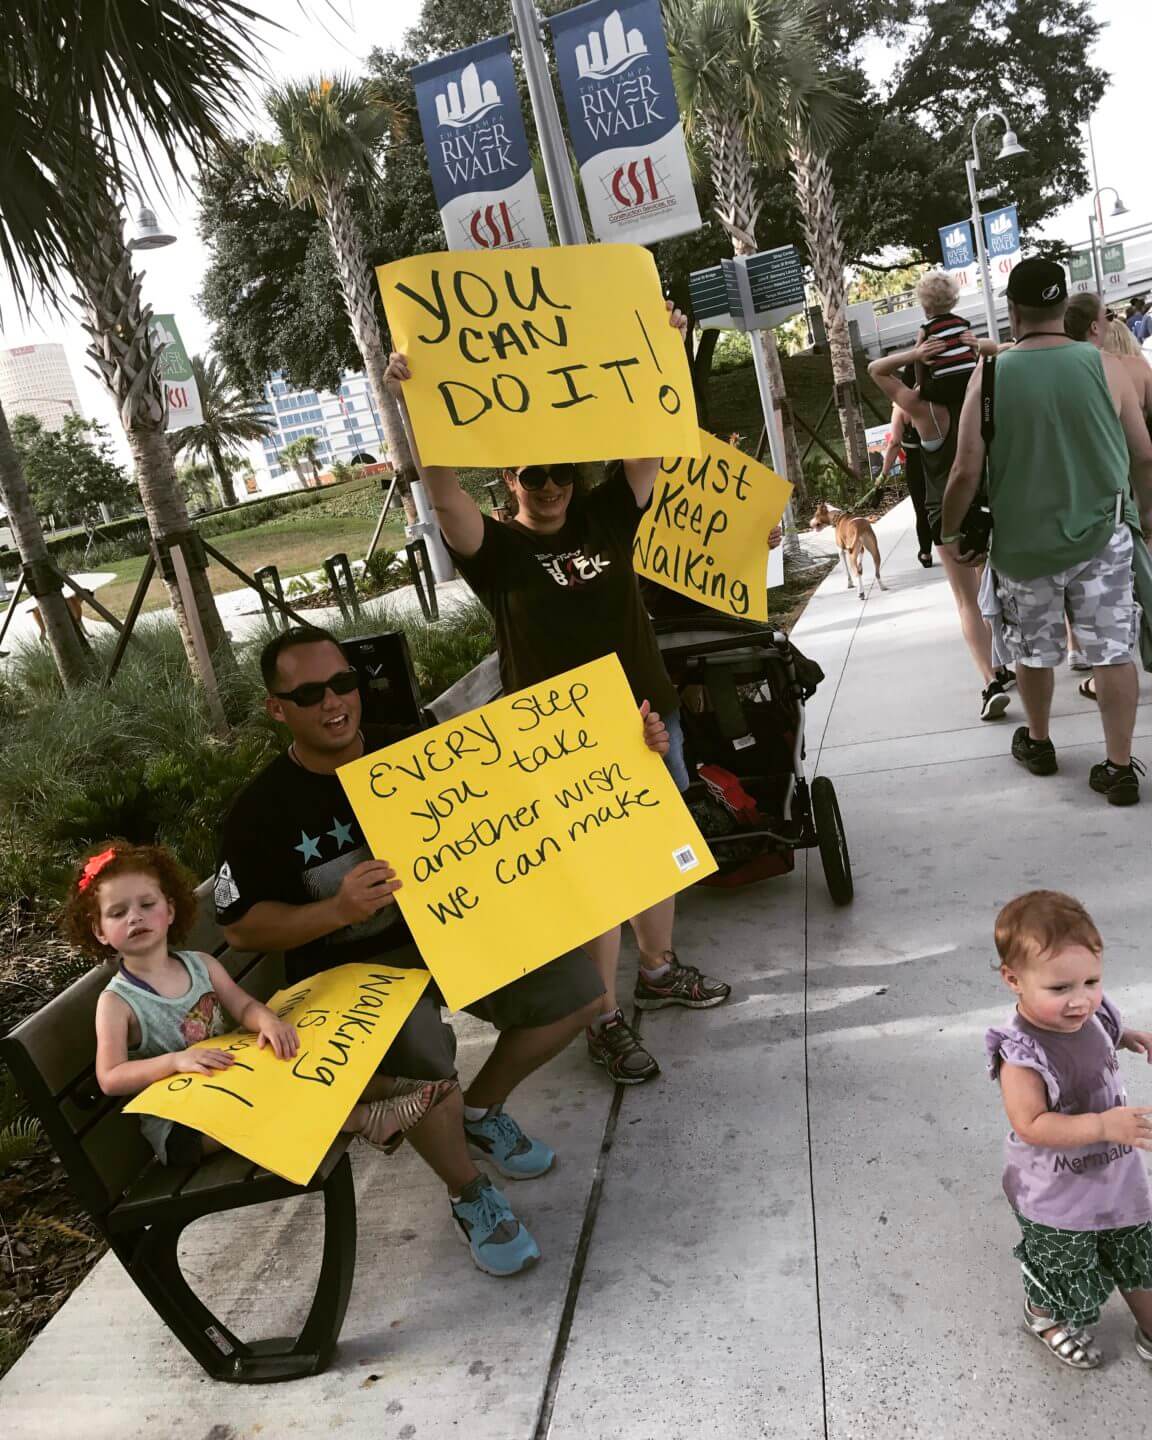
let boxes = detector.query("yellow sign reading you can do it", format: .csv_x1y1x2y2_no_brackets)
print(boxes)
377,244,700,467
339,656,717,1011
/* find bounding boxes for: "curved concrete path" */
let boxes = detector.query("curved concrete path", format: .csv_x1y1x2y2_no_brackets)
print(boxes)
2,500,1150,1438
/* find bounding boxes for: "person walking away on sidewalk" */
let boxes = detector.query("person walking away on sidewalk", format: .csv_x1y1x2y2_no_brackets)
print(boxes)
941,257,1152,804
1064,293,1152,698
878,375,934,568
869,338,1012,721
384,304,730,1089
986,890,1152,1370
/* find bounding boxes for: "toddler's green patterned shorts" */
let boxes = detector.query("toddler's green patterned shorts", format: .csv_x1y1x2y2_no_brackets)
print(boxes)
1013,1213,1152,1328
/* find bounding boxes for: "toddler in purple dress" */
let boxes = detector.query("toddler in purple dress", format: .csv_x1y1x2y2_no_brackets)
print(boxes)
986,890,1152,1369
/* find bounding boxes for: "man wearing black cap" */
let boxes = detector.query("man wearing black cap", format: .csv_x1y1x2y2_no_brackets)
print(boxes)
941,257,1152,804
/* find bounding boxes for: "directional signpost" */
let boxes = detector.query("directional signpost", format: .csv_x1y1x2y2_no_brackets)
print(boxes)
690,247,806,560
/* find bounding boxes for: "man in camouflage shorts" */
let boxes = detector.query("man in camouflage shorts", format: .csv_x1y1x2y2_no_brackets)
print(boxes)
940,258,1152,805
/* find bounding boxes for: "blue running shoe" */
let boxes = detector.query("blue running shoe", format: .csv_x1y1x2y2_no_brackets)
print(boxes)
463,1103,555,1179
451,1175,540,1277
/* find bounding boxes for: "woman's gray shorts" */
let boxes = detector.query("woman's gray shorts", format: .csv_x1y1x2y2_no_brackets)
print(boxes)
377,944,603,1081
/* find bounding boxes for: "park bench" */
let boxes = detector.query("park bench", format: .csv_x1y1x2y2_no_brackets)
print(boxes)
0,880,356,1384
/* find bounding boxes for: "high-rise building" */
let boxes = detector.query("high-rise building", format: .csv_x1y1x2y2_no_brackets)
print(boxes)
258,370,389,479
0,343,83,432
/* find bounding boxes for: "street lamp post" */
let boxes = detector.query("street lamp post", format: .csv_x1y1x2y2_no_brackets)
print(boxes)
964,109,1027,339
1088,186,1129,296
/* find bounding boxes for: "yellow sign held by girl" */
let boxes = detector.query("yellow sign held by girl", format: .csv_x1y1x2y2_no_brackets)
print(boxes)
126,965,429,1185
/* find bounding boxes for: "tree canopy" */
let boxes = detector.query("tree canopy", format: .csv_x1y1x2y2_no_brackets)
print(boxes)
197,0,1108,391
9,413,135,527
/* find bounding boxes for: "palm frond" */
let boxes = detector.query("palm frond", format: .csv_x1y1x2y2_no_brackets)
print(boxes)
1,1,274,313
257,73,407,214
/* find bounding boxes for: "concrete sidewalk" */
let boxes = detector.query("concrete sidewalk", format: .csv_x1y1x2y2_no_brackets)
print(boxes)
3,501,1151,1439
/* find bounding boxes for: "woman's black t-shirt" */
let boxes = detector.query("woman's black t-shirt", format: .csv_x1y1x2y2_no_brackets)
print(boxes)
451,465,678,716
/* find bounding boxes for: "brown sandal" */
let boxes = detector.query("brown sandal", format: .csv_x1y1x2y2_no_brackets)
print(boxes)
358,1078,458,1154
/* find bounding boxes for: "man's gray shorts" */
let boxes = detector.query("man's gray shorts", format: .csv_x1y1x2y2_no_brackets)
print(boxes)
996,526,1138,669
377,944,604,1081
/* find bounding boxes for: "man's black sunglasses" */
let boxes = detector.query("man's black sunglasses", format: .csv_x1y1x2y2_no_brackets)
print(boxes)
516,464,577,491
274,668,360,708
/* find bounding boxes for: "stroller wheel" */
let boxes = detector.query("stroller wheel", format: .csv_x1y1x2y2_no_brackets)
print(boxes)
812,776,853,905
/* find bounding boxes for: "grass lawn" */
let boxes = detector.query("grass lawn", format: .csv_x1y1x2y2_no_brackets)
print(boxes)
95,509,409,615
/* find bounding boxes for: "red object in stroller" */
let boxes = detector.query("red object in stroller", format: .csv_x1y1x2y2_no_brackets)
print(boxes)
655,616,853,904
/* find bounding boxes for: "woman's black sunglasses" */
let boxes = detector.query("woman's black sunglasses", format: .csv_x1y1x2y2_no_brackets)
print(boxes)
274,667,360,708
516,464,577,491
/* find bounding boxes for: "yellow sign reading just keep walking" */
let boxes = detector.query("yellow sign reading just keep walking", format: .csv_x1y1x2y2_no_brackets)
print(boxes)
633,429,793,622
376,244,700,467
339,656,717,1011
125,965,429,1185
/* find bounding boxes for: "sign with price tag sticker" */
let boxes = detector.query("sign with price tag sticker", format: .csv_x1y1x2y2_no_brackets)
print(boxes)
338,655,717,1010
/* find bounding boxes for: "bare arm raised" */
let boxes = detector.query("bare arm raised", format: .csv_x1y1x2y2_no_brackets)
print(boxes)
384,354,485,558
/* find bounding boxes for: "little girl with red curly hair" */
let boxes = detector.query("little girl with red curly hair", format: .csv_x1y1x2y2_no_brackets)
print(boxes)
67,841,453,1167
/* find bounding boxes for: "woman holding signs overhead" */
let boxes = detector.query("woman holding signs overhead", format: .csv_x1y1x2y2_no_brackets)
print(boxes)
385,301,731,1089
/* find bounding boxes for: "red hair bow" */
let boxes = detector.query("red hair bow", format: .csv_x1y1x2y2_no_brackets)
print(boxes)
78,848,118,892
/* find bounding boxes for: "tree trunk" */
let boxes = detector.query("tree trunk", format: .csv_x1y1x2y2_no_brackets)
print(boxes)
322,180,417,521
791,144,869,487
708,112,804,495
207,440,239,508
72,193,231,680
692,328,719,428
0,400,91,688
127,425,231,659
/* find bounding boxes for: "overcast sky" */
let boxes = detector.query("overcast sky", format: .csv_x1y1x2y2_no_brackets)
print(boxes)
1,0,1143,456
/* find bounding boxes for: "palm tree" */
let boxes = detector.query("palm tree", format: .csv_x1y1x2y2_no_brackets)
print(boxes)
249,75,417,508
278,438,314,490
172,354,273,507
69,179,231,664
178,459,220,512
790,143,868,483
667,0,848,504
297,433,325,484
0,0,263,690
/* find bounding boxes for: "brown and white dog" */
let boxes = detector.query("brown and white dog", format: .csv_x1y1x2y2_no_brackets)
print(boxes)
810,500,888,599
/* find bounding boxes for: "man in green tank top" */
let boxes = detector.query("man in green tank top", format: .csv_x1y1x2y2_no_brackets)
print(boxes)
941,258,1152,805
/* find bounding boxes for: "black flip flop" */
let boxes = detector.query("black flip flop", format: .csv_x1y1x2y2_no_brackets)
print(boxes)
1078,678,1097,703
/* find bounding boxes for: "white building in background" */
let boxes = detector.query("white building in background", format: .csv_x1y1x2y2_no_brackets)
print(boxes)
0,343,83,431
257,370,389,481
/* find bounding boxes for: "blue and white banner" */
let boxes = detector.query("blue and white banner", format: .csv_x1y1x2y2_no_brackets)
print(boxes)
549,0,701,245
938,221,975,272
982,204,1022,290
412,36,550,251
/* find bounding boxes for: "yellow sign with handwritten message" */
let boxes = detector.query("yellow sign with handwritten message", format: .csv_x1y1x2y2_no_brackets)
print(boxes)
377,244,700,467
633,430,793,622
338,656,717,1011
125,965,429,1185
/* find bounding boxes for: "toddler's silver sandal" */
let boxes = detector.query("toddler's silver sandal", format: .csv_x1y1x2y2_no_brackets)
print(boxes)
1023,1302,1101,1370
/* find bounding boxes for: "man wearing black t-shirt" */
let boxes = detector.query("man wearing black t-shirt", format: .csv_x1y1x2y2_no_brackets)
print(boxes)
215,628,604,1278
385,306,731,1088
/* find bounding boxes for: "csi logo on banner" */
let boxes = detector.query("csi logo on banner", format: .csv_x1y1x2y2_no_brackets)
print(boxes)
148,314,203,432
550,0,702,246
412,37,550,252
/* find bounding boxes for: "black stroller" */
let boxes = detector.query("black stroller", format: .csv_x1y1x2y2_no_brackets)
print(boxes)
655,616,853,905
